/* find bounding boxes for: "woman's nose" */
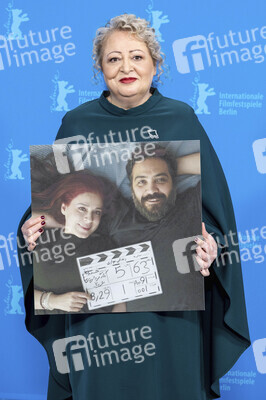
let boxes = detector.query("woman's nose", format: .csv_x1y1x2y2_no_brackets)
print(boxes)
84,213,92,222
121,57,133,73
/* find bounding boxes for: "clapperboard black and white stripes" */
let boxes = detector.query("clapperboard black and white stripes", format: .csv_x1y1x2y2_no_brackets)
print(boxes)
76,241,162,310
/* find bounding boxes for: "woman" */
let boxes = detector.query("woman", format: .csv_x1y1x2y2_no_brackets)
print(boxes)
30,167,124,313
18,13,250,400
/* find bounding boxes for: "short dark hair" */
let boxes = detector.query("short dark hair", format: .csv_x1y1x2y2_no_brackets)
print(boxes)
126,143,177,182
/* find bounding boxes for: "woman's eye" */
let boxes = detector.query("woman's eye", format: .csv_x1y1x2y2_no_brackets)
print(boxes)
109,57,120,62
78,207,86,212
95,210,102,216
108,56,142,62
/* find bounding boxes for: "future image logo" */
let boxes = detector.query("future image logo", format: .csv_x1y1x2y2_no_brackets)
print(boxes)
173,26,266,74
172,236,203,274
146,0,169,43
173,35,211,74
50,71,75,112
4,140,28,180
0,3,76,71
252,138,266,174
0,232,19,271
253,338,266,374
53,335,91,373
190,74,216,115
53,326,156,374
52,140,90,174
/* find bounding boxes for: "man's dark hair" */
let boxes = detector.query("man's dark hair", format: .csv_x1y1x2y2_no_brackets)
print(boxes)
126,143,177,182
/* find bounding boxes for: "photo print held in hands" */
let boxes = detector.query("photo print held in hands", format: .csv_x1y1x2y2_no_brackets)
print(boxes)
29,140,204,314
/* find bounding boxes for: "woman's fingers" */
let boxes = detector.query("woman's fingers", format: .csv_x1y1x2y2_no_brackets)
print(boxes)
196,246,211,263
199,268,210,277
201,223,218,253
196,255,209,269
202,222,208,238
194,223,218,278
68,293,91,311
195,235,217,260
202,222,215,244
21,216,45,236
196,255,211,277
27,242,37,251
201,222,213,244
23,221,45,241
21,215,46,249
72,301,86,308
195,236,209,252
27,228,45,247
71,298,87,307
72,292,92,300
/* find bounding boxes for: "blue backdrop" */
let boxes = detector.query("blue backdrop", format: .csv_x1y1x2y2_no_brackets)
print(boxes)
1,1,265,399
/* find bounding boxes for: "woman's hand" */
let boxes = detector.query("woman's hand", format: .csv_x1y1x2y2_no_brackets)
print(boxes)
21,215,45,251
49,291,91,312
195,222,218,277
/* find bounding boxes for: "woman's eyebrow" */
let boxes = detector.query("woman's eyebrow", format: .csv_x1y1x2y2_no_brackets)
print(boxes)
77,203,103,210
106,49,145,56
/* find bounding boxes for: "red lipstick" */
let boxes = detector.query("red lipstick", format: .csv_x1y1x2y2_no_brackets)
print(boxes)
119,78,137,83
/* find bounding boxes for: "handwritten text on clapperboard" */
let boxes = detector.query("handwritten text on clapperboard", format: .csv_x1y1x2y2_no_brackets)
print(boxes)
76,241,162,310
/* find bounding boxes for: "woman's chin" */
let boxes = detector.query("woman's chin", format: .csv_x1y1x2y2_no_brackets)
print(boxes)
65,227,92,239
76,231,92,239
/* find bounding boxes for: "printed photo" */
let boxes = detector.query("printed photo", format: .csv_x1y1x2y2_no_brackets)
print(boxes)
29,140,204,314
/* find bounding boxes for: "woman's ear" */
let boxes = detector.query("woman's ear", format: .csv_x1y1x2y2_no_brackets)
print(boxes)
61,203,67,216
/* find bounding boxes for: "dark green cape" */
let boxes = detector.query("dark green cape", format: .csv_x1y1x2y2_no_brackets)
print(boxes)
17,87,250,399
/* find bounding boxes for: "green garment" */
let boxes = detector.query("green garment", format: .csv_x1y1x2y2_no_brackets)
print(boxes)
17,87,250,399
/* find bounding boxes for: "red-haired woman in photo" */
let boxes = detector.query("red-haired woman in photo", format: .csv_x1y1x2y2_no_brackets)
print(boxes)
30,169,125,314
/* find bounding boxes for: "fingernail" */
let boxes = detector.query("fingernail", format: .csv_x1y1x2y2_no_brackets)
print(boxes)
194,237,199,242
41,221,45,225
39,228,43,233
41,215,45,219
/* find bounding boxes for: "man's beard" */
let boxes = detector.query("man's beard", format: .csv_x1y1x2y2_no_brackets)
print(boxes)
132,189,177,222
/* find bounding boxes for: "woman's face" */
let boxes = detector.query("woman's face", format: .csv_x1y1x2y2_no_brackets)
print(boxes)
61,192,103,238
101,30,157,108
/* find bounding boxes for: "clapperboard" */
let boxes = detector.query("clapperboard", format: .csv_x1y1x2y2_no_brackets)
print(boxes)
76,241,162,310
